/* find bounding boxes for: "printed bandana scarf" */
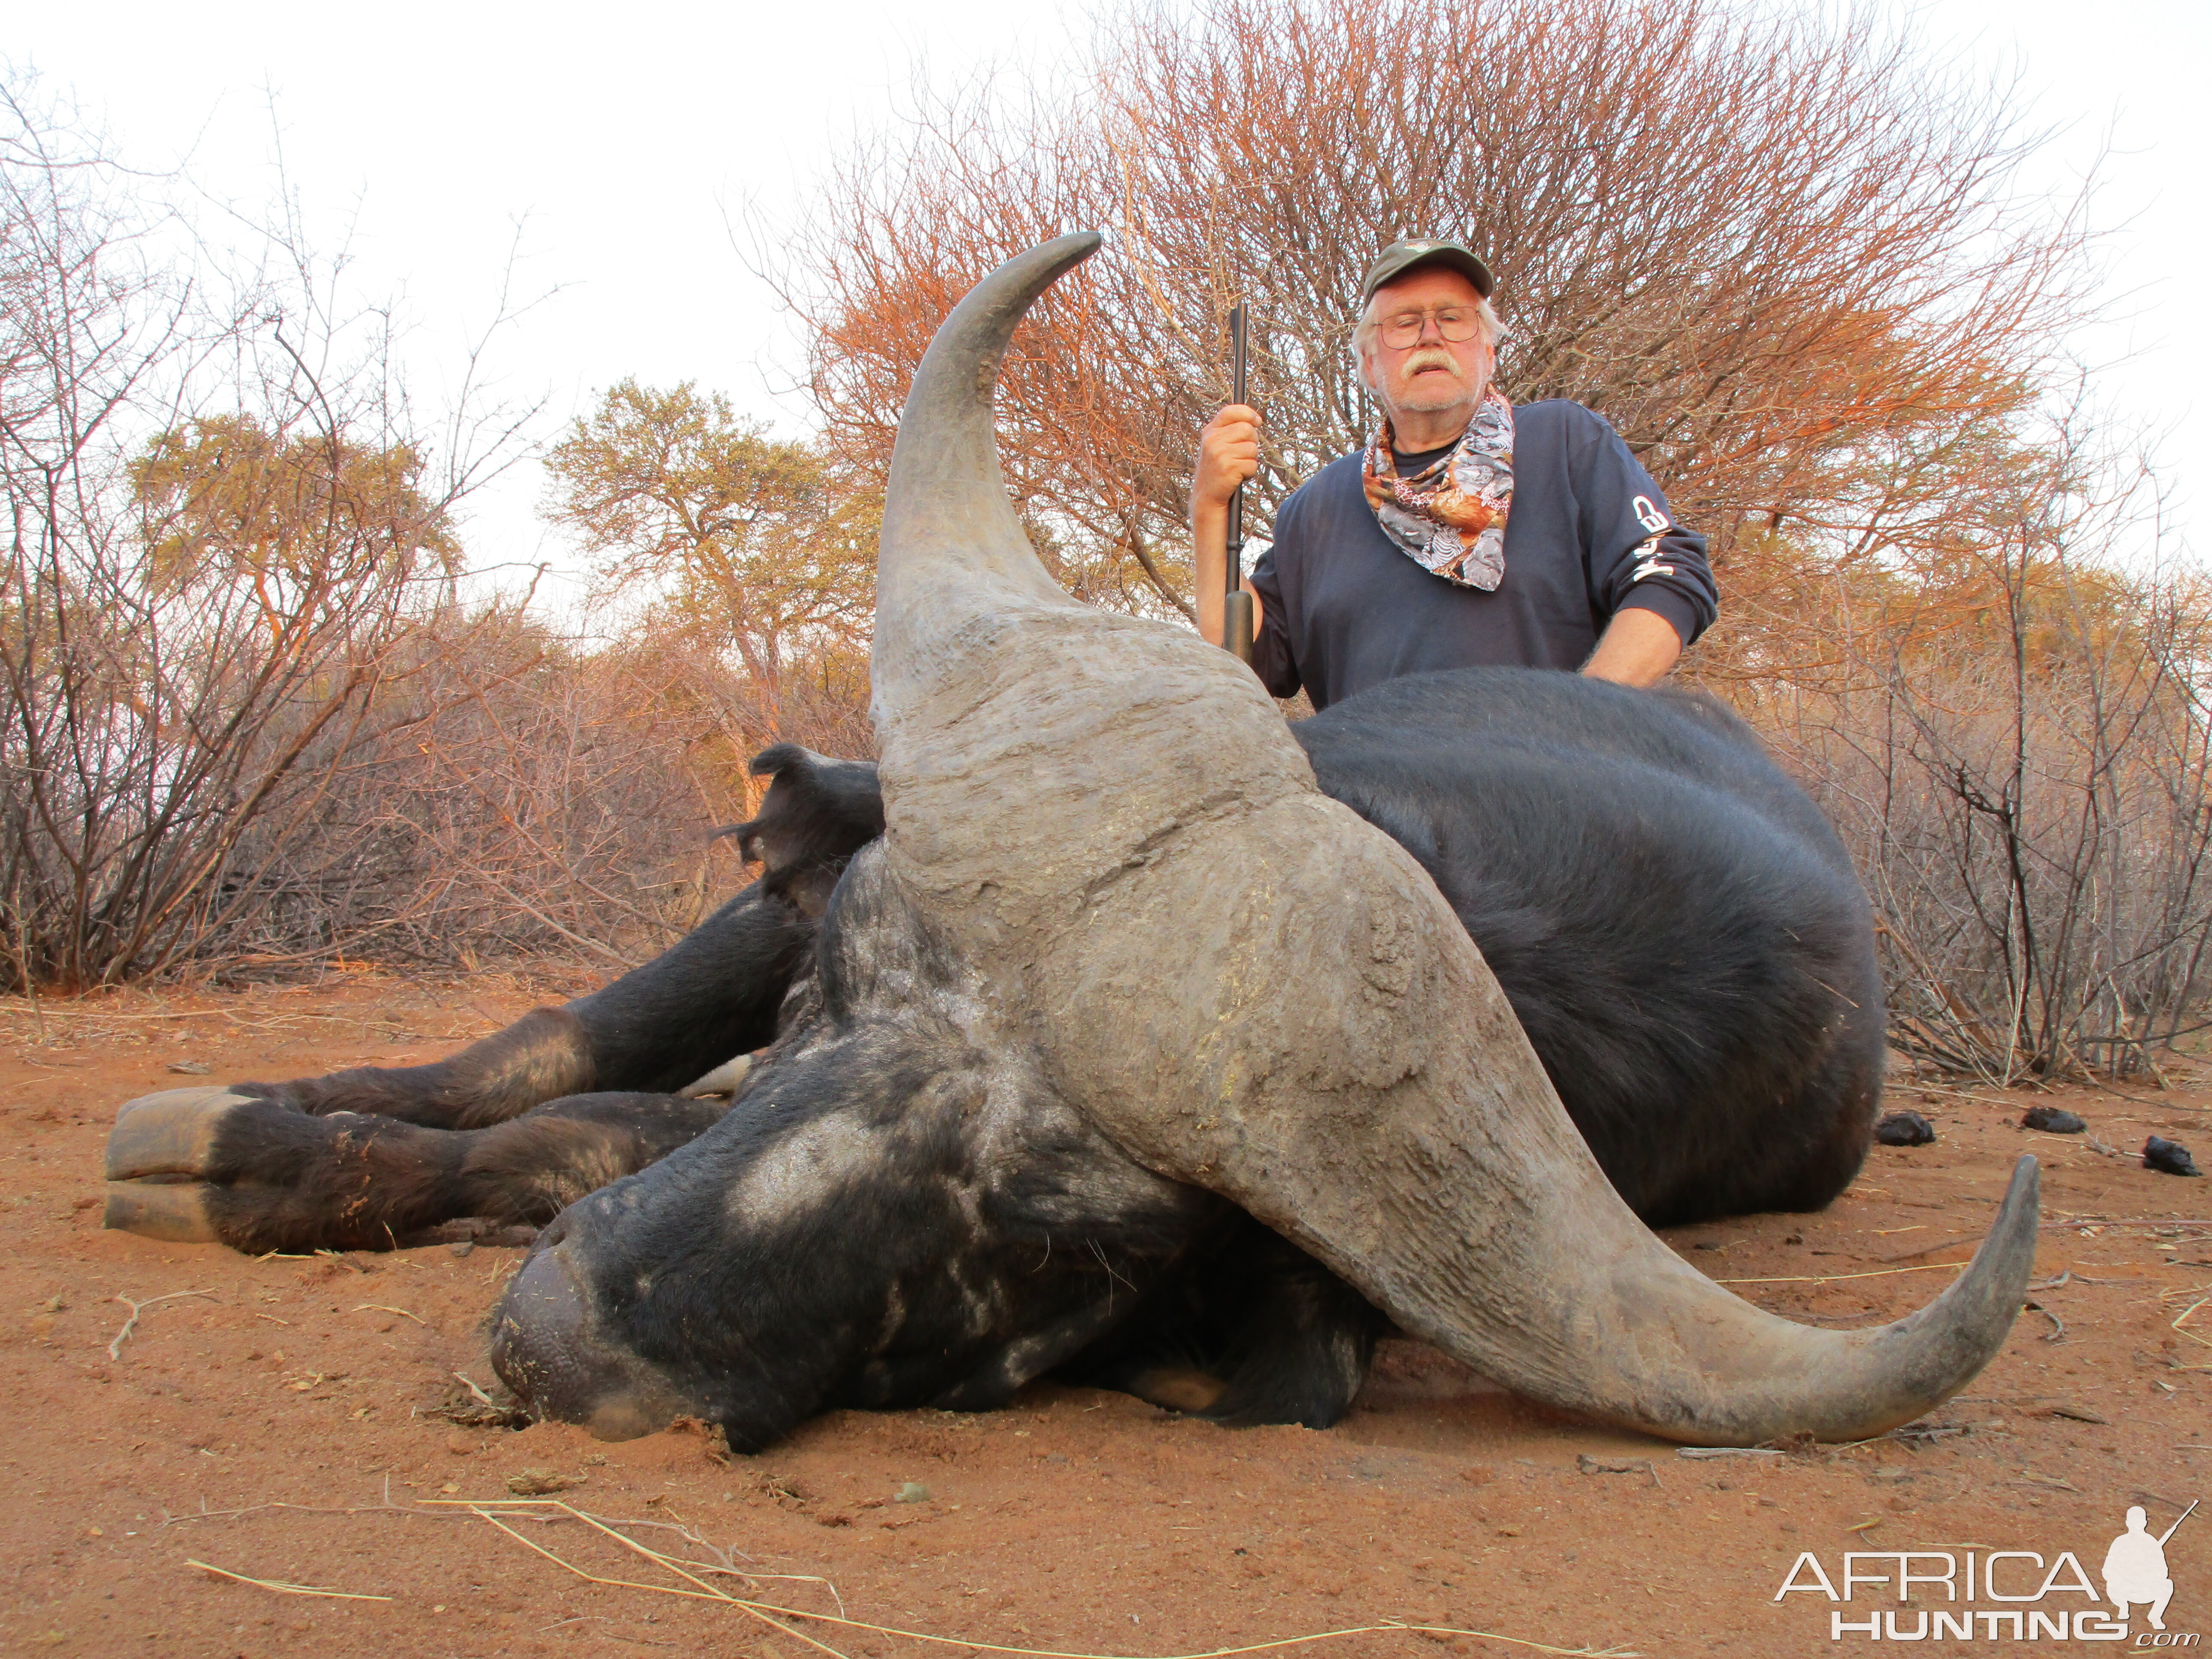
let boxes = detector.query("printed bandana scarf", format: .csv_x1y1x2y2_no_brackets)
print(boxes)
1361,388,1514,590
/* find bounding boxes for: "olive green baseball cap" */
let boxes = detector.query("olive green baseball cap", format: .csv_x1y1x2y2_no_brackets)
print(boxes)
1360,237,1495,303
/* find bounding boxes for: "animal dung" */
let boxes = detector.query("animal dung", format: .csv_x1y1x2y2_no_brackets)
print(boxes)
2021,1106,2086,1134
2142,1136,2202,1177
1874,1110,1936,1146
894,1481,933,1504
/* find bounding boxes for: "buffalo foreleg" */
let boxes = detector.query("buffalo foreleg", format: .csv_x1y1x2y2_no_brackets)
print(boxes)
230,881,815,1129
103,1088,728,1255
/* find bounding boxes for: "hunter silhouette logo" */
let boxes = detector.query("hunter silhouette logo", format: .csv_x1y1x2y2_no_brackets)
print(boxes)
2106,1501,2194,1632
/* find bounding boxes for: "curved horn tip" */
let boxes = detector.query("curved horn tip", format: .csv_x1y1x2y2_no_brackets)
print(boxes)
1978,1151,2042,1308
875,231,1110,621
1624,1152,2042,1449
942,231,1106,341
1976,1152,2041,1279
1017,229,1105,277
1831,1149,2040,1443
1043,229,1106,261
955,230,1105,352
1998,1152,2040,1231
1891,1149,2040,1415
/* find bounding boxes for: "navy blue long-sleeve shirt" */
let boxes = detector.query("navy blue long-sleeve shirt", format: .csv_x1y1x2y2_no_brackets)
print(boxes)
1247,400,1717,709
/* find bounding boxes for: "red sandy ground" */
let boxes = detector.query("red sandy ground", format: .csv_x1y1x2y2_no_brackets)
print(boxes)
2,974,2208,1658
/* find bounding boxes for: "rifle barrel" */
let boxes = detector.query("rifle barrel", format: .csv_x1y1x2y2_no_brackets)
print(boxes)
2158,1498,2198,1546
1227,299,1249,599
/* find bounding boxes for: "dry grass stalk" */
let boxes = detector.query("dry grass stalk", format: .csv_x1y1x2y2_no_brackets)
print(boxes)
186,1559,393,1601
1713,1262,1970,1288
351,1303,424,1325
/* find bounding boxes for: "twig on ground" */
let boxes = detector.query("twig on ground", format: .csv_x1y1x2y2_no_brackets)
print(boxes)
2170,1297,2212,1363
1886,1424,1972,1444
1874,1237,1978,1264
107,1289,216,1361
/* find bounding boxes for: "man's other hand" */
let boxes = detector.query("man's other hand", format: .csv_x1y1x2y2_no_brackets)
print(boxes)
1194,404,1261,512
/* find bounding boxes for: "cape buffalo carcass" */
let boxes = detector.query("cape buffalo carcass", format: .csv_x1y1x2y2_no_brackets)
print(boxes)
102,232,2038,1452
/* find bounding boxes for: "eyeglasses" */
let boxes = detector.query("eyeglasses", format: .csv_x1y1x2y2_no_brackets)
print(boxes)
1376,306,1486,349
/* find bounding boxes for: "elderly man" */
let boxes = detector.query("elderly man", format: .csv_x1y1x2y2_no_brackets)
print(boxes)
1193,238,1718,708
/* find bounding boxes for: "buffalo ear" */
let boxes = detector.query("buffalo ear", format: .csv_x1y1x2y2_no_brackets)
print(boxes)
720,745,884,901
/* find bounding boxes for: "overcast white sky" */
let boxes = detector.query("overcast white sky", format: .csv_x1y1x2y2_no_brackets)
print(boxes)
15,0,2209,607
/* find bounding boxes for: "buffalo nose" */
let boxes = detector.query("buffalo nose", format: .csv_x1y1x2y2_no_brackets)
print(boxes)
491,1243,699,1441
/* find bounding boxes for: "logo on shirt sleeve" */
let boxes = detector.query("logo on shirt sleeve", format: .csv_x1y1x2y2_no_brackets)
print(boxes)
1629,495,1674,581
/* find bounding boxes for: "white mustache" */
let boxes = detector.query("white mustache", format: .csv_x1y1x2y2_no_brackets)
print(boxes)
1401,349,1463,379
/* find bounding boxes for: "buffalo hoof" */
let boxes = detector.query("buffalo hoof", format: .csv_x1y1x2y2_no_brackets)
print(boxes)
101,1085,444,1255
491,1240,708,1442
103,1088,266,1244
102,1179,220,1242
106,1087,261,1182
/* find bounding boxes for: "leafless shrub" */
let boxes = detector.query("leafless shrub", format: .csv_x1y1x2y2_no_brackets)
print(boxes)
84,597,871,979
1754,447,2212,1082
194,608,733,974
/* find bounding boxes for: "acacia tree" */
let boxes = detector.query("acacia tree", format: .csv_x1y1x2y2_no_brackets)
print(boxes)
541,378,877,739
132,413,459,620
759,0,2088,671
